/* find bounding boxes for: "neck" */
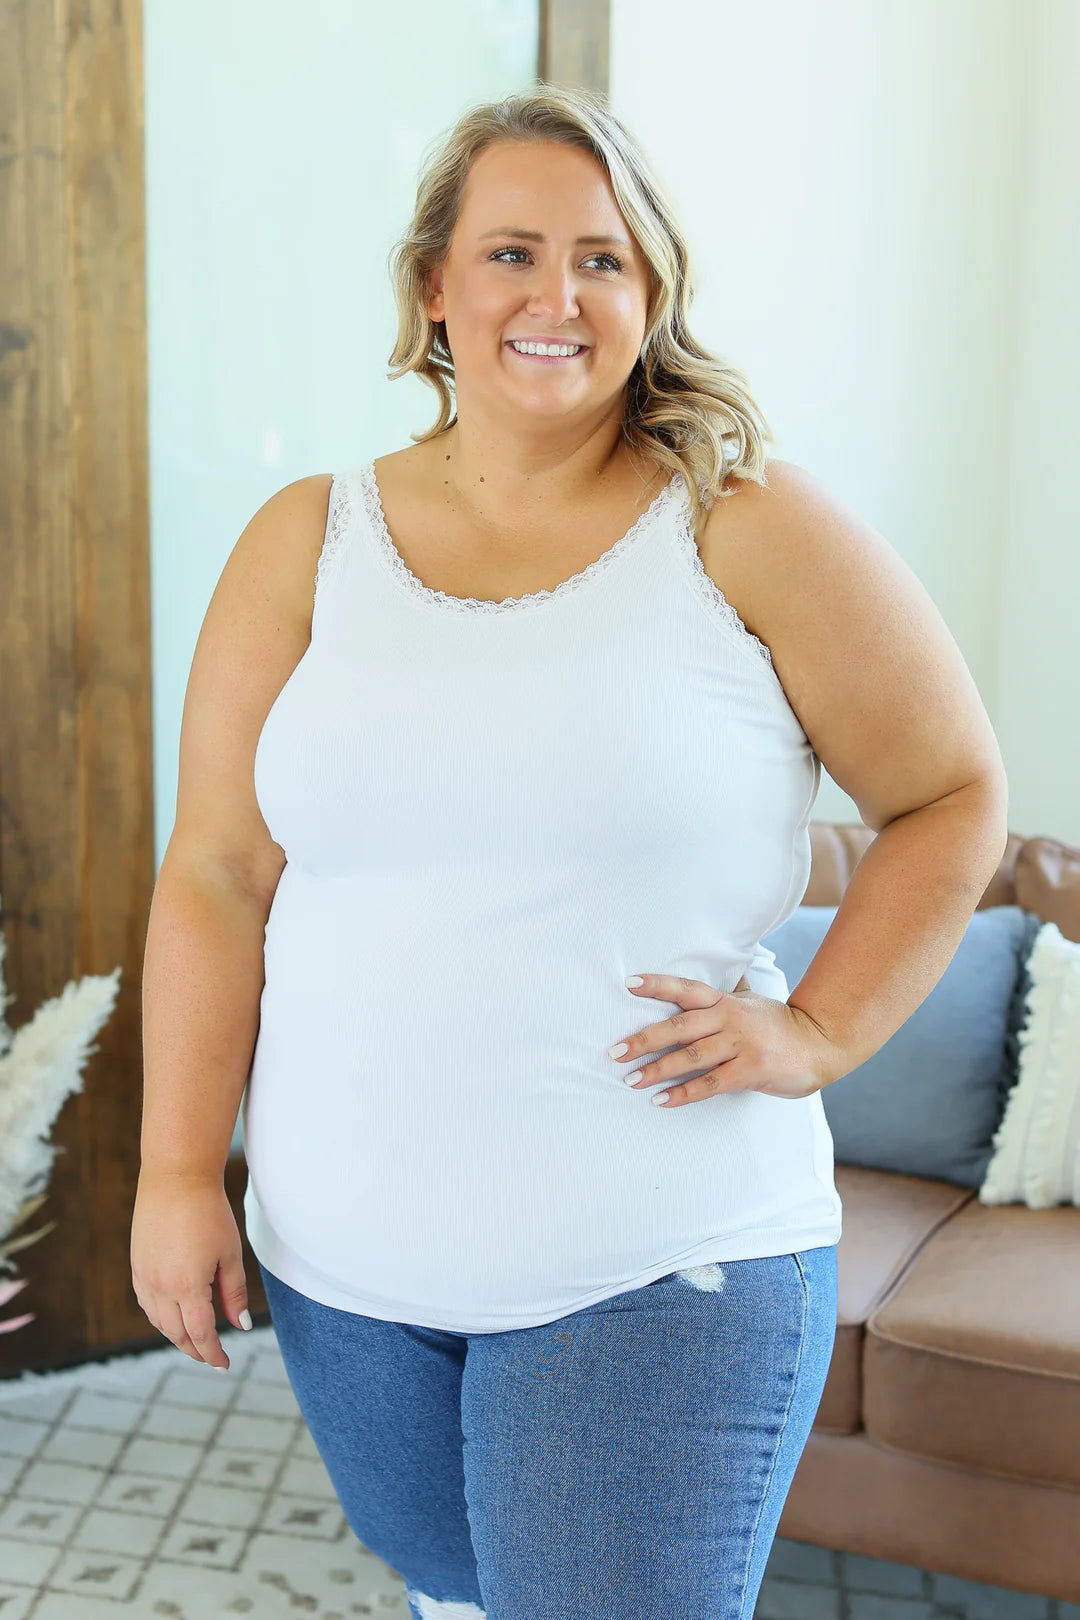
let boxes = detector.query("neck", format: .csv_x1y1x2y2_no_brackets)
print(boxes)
431,419,656,529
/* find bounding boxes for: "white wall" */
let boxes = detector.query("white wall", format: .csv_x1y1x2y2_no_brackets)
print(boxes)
613,0,1078,840
994,0,1080,843
143,0,539,868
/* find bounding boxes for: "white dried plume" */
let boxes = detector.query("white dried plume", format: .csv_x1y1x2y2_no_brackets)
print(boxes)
0,894,122,1269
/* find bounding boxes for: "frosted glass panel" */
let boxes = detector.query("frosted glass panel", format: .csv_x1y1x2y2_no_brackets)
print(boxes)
144,1,537,866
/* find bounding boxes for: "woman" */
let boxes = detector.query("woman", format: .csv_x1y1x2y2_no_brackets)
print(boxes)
133,84,1009,1619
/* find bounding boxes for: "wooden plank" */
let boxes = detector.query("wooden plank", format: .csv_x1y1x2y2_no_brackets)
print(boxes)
0,0,155,1374
539,0,610,90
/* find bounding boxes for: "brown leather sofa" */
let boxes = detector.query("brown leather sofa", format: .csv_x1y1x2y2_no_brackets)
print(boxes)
777,822,1080,1605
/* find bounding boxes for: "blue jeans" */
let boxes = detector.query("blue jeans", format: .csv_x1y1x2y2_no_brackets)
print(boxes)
257,1245,838,1620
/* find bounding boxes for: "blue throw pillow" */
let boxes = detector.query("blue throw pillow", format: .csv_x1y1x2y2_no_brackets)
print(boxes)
761,903,1040,1188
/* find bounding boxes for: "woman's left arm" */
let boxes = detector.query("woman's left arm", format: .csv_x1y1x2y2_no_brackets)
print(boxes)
714,461,1009,1078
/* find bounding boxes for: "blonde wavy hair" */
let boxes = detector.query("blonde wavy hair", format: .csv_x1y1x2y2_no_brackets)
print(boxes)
386,82,775,535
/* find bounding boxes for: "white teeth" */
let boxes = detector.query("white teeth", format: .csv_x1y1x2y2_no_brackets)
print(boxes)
510,340,582,357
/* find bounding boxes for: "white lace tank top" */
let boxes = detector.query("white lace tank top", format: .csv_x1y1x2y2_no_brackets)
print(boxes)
241,459,843,1332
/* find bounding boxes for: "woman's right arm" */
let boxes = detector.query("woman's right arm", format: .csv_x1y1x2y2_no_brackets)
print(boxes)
132,472,333,1371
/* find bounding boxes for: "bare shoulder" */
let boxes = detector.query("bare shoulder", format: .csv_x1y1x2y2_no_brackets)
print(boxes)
699,455,934,665
191,470,335,704
696,458,821,655
699,457,835,587
237,472,336,613
701,458,1007,832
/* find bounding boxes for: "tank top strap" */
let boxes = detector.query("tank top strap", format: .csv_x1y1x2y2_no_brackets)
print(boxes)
312,468,360,596
661,493,776,671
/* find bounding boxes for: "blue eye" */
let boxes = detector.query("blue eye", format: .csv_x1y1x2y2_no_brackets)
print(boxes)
489,244,625,274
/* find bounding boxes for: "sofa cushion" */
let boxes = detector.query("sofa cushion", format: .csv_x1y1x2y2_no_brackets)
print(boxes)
1013,833,1080,943
863,1196,1080,1488
981,919,1080,1208
763,903,1037,1187
817,1164,973,1434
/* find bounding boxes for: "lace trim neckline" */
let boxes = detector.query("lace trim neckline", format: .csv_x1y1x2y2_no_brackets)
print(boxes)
356,459,688,614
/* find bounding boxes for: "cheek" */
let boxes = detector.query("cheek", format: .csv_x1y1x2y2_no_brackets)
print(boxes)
598,293,647,348
447,283,508,330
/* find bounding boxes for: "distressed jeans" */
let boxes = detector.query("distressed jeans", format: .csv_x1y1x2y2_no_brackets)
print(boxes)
257,1244,837,1620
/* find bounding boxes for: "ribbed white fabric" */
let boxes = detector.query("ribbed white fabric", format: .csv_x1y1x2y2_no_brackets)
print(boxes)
242,460,843,1332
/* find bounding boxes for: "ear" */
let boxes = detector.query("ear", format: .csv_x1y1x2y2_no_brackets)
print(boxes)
427,266,445,324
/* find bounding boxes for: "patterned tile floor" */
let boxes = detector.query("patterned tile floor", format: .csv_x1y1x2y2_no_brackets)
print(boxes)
0,1323,1073,1620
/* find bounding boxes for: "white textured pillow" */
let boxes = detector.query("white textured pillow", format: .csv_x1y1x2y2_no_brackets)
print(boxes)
979,921,1080,1208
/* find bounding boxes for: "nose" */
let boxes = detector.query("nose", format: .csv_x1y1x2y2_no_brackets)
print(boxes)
524,266,581,325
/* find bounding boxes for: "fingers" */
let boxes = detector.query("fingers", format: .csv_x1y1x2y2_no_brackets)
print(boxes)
150,1298,207,1364
643,1056,745,1107
217,1256,253,1335
611,1001,721,1064
140,1293,229,1370
628,1036,738,1093
178,1291,230,1370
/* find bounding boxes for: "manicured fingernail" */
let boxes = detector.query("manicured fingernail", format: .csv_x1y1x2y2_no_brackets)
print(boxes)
214,1365,229,1374
651,1092,670,1106
608,1042,629,1058
625,975,644,987
239,1310,252,1330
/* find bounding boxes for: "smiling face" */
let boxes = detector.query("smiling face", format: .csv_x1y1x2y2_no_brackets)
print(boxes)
425,140,651,427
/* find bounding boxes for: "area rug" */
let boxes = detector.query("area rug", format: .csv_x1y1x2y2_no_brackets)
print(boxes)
0,1322,409,1618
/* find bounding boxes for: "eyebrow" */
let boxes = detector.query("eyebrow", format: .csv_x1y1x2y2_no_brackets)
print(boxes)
478,227,632,247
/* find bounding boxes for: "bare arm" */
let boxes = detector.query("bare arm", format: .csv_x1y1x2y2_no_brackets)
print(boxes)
137,472,332,1184
132,472,331,1371
710,460,1009,1074
139,853,271,1181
